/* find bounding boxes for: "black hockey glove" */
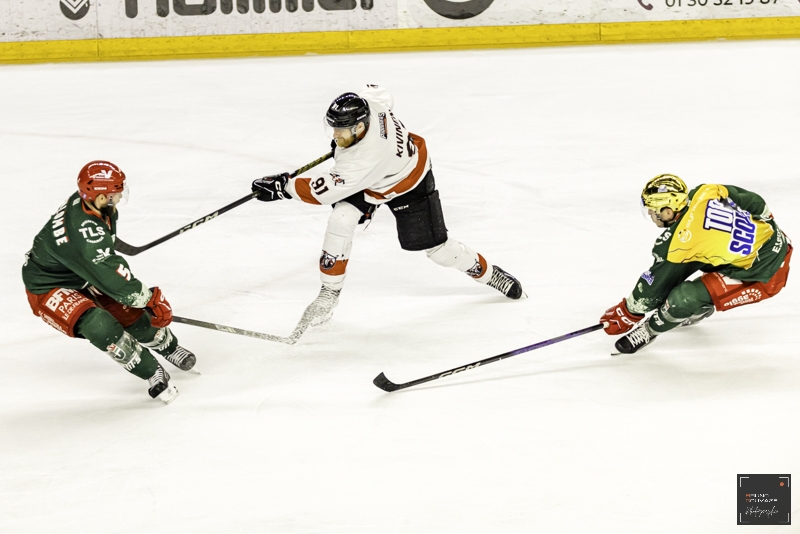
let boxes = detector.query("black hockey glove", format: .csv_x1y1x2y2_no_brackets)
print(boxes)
252,173,292,202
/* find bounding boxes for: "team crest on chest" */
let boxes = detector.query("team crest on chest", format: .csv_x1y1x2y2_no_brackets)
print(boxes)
79,220,106,244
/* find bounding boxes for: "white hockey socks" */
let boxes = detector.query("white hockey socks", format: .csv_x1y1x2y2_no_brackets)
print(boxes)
319,202,361,291
425,237,493,282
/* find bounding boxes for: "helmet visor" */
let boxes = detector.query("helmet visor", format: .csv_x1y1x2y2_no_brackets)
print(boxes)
640,196,656,221
323,118,359,148
108,183,129,208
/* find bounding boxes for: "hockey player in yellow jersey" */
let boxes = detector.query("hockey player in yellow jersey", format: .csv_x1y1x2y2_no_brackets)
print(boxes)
600,174,792,354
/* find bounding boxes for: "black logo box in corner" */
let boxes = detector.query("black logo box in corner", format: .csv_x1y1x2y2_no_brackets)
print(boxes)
738,474,791,525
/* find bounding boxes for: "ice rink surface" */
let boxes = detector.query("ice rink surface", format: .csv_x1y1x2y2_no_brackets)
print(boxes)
1,39,799,533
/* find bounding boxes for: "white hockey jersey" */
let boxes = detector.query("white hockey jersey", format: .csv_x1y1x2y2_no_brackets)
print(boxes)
286,85,431,206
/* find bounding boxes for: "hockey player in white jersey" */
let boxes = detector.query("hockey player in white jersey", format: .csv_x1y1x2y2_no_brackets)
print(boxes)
252,85,523,326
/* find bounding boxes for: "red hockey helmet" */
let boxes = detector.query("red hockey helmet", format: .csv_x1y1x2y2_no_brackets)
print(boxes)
77,161,127,204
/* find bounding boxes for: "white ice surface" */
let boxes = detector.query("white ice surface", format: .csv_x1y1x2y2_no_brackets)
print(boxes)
1,40,799,533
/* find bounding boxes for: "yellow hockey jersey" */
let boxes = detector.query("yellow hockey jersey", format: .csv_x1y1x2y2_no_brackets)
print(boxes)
667,184,774,270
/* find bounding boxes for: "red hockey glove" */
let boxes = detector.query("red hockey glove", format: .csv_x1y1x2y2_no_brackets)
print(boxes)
146,287,173,328
600,298,643,335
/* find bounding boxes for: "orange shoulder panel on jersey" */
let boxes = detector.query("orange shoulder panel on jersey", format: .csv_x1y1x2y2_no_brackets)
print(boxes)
293,178,322,205
365,133,428,201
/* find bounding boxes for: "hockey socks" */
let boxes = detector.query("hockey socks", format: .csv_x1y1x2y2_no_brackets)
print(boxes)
77,308,159,379
127,314,196,371
648,279,715,335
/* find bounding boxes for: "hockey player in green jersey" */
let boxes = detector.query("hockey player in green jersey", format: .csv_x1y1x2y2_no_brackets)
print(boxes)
600,174,792,354
22,161,196,403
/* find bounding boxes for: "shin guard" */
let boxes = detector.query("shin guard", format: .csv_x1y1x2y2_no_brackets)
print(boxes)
107,331,159,379
425,237,491,281
319,202,361,290
74,308,158,379
140,327,177,356
648,279,714,335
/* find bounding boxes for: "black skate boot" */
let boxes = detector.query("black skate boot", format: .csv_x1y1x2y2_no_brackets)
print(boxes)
486,266,523,300
615,324,657,355
162,345,196,371
679,306,715,327
148,366,179,404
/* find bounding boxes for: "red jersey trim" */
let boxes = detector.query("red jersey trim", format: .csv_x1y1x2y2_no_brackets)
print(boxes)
294,178,322,205
365,133,428,201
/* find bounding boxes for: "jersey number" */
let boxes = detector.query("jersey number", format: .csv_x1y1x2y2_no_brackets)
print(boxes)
116,264,132,281
312,178,329,195
407,136,417,158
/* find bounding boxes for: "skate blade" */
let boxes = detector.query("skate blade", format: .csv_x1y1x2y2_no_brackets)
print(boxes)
156,384,179,404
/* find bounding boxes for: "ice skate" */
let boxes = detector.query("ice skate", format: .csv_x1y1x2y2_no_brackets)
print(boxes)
486,265,523,300
614,324,657,355
304,285,341,327
162,345,196,371
148,366,178,404
679,306,715,327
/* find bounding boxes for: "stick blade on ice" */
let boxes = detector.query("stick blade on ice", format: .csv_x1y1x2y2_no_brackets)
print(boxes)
372,372,400,392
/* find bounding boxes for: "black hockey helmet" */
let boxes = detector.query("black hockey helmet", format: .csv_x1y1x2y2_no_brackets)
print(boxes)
325,92,371,130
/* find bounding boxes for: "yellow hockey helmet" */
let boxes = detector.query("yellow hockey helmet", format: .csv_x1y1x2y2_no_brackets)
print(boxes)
641,174,689,213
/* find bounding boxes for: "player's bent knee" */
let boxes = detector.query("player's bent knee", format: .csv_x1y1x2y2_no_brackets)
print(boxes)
666,287,693,312
125,314,177,353
75,307,125,351
326,202,363,237
426,238,461,268
665,281,712,320
125,312,155,339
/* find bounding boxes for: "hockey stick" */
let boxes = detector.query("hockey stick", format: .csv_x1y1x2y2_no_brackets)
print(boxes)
115,151,334,256
373,323,606,392
174,301,322,346
172,316,296,345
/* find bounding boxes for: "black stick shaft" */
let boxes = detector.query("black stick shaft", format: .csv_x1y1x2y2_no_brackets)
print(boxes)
373,323,605,392
115,151,333,256
115,194,254,255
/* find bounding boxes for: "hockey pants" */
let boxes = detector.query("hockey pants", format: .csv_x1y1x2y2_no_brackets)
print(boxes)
318,201,494,289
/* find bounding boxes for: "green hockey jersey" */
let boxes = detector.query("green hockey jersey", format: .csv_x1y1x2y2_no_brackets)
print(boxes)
22,192,151,307
627,184,789,314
